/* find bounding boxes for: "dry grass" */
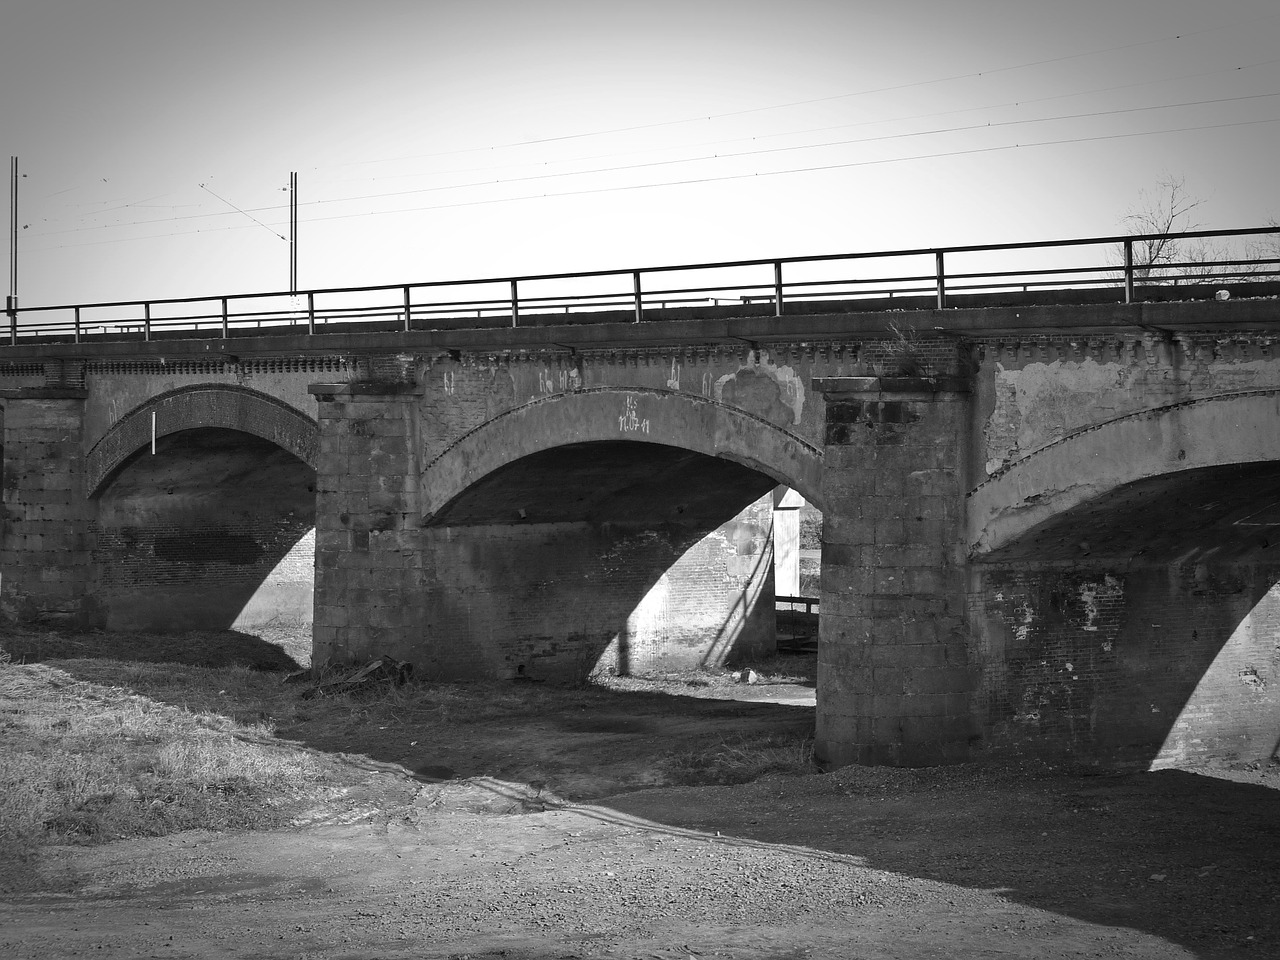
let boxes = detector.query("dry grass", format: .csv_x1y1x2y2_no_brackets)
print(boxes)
665,733,816,785
0,655,333,851
1,623,818,851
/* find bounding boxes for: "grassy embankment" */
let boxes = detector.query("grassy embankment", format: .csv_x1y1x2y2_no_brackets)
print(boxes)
0,624,815,852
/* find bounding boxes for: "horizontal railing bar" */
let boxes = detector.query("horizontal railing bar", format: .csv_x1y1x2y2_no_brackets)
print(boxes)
14,226,1279,316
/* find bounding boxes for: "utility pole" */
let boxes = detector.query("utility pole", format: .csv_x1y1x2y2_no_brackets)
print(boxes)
289,171,298,293
7,156,17,344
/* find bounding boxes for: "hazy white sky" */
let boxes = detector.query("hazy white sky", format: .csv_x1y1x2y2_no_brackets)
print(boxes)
3,0,1278,305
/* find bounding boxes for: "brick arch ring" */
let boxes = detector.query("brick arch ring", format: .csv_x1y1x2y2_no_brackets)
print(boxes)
85,384,319,496
420,386,825,520
966,389,1280,557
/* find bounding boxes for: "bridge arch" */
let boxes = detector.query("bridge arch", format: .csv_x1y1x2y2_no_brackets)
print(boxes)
86,384,318,497
86,384,319,638
408,387,824,681
421,386,824,520
967,390,1280,557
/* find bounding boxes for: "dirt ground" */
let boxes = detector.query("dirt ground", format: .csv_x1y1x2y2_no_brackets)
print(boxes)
3,642,1280,959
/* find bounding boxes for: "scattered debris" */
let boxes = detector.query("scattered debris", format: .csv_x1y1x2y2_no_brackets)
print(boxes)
298,656,413,698
737,669,759,685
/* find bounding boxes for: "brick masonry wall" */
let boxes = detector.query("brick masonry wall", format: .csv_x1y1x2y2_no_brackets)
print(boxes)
93,517,315,632
816,381,975,767
970,561,1280,766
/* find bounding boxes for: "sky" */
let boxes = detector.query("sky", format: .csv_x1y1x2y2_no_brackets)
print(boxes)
2,0,1279,307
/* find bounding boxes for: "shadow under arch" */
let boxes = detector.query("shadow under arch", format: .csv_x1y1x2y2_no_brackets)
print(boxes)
421,386,824,520
415,420,818,682
968,397,1280,765
86,383,318,497
91,423,318,635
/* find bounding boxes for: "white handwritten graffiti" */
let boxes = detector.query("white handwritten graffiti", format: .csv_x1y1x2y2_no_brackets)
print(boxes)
539,368,573,394
618,395,650,434
442,371,455,396
667,359,681,391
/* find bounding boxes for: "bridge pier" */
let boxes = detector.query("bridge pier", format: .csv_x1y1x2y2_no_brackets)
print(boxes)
0,387,101,627
814,377,975,767
310,379,426,666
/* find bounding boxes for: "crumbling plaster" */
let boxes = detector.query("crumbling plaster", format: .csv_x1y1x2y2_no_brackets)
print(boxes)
979,336,1280,477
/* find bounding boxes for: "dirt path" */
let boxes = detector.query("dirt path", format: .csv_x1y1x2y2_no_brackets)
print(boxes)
4,672,1280,959
7,783,1259,960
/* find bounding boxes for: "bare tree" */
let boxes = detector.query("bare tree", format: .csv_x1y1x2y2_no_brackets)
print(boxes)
1243,217,1280,279
1119,175,1224,283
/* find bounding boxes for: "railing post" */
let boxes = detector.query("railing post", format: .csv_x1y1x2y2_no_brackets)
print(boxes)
402,286,411,332
221,297,228,338
144,302,151,341
935,250,946,309
74,306,81,344
633,271,642,323
1123,239,1134,304
307,292,315,335
6,295,16,345
773,261,783,317
510,279,519,327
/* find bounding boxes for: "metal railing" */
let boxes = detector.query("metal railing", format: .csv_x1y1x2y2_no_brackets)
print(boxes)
5,226,1279,346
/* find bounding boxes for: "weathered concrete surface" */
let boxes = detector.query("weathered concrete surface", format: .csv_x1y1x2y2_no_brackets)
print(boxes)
974,333,1280,482
815,377,974,767
967,391,1280,556
962,333,1280,766
5,298,1280,767
420,387,824,520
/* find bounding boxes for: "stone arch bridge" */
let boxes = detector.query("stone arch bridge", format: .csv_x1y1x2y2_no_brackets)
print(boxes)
4,299,1280,770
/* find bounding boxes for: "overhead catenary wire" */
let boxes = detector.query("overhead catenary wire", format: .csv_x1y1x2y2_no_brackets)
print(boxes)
324,16,1255,168
309,54,1280,188
25,114,1280,254
25,89,1280,243
197,183,287,241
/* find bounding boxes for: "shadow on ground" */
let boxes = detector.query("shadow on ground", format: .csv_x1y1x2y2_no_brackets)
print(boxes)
10,624,1280,958
1,626,301,672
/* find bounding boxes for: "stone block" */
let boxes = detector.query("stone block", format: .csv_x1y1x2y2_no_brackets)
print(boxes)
814,712,871,746
871,666,910,695
819,616,870,645
899,618,940,645
823,515,877,545
873,518,907,545
818,665,874,698
821,542,862,567
859,495,909,521
902,566,946,594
